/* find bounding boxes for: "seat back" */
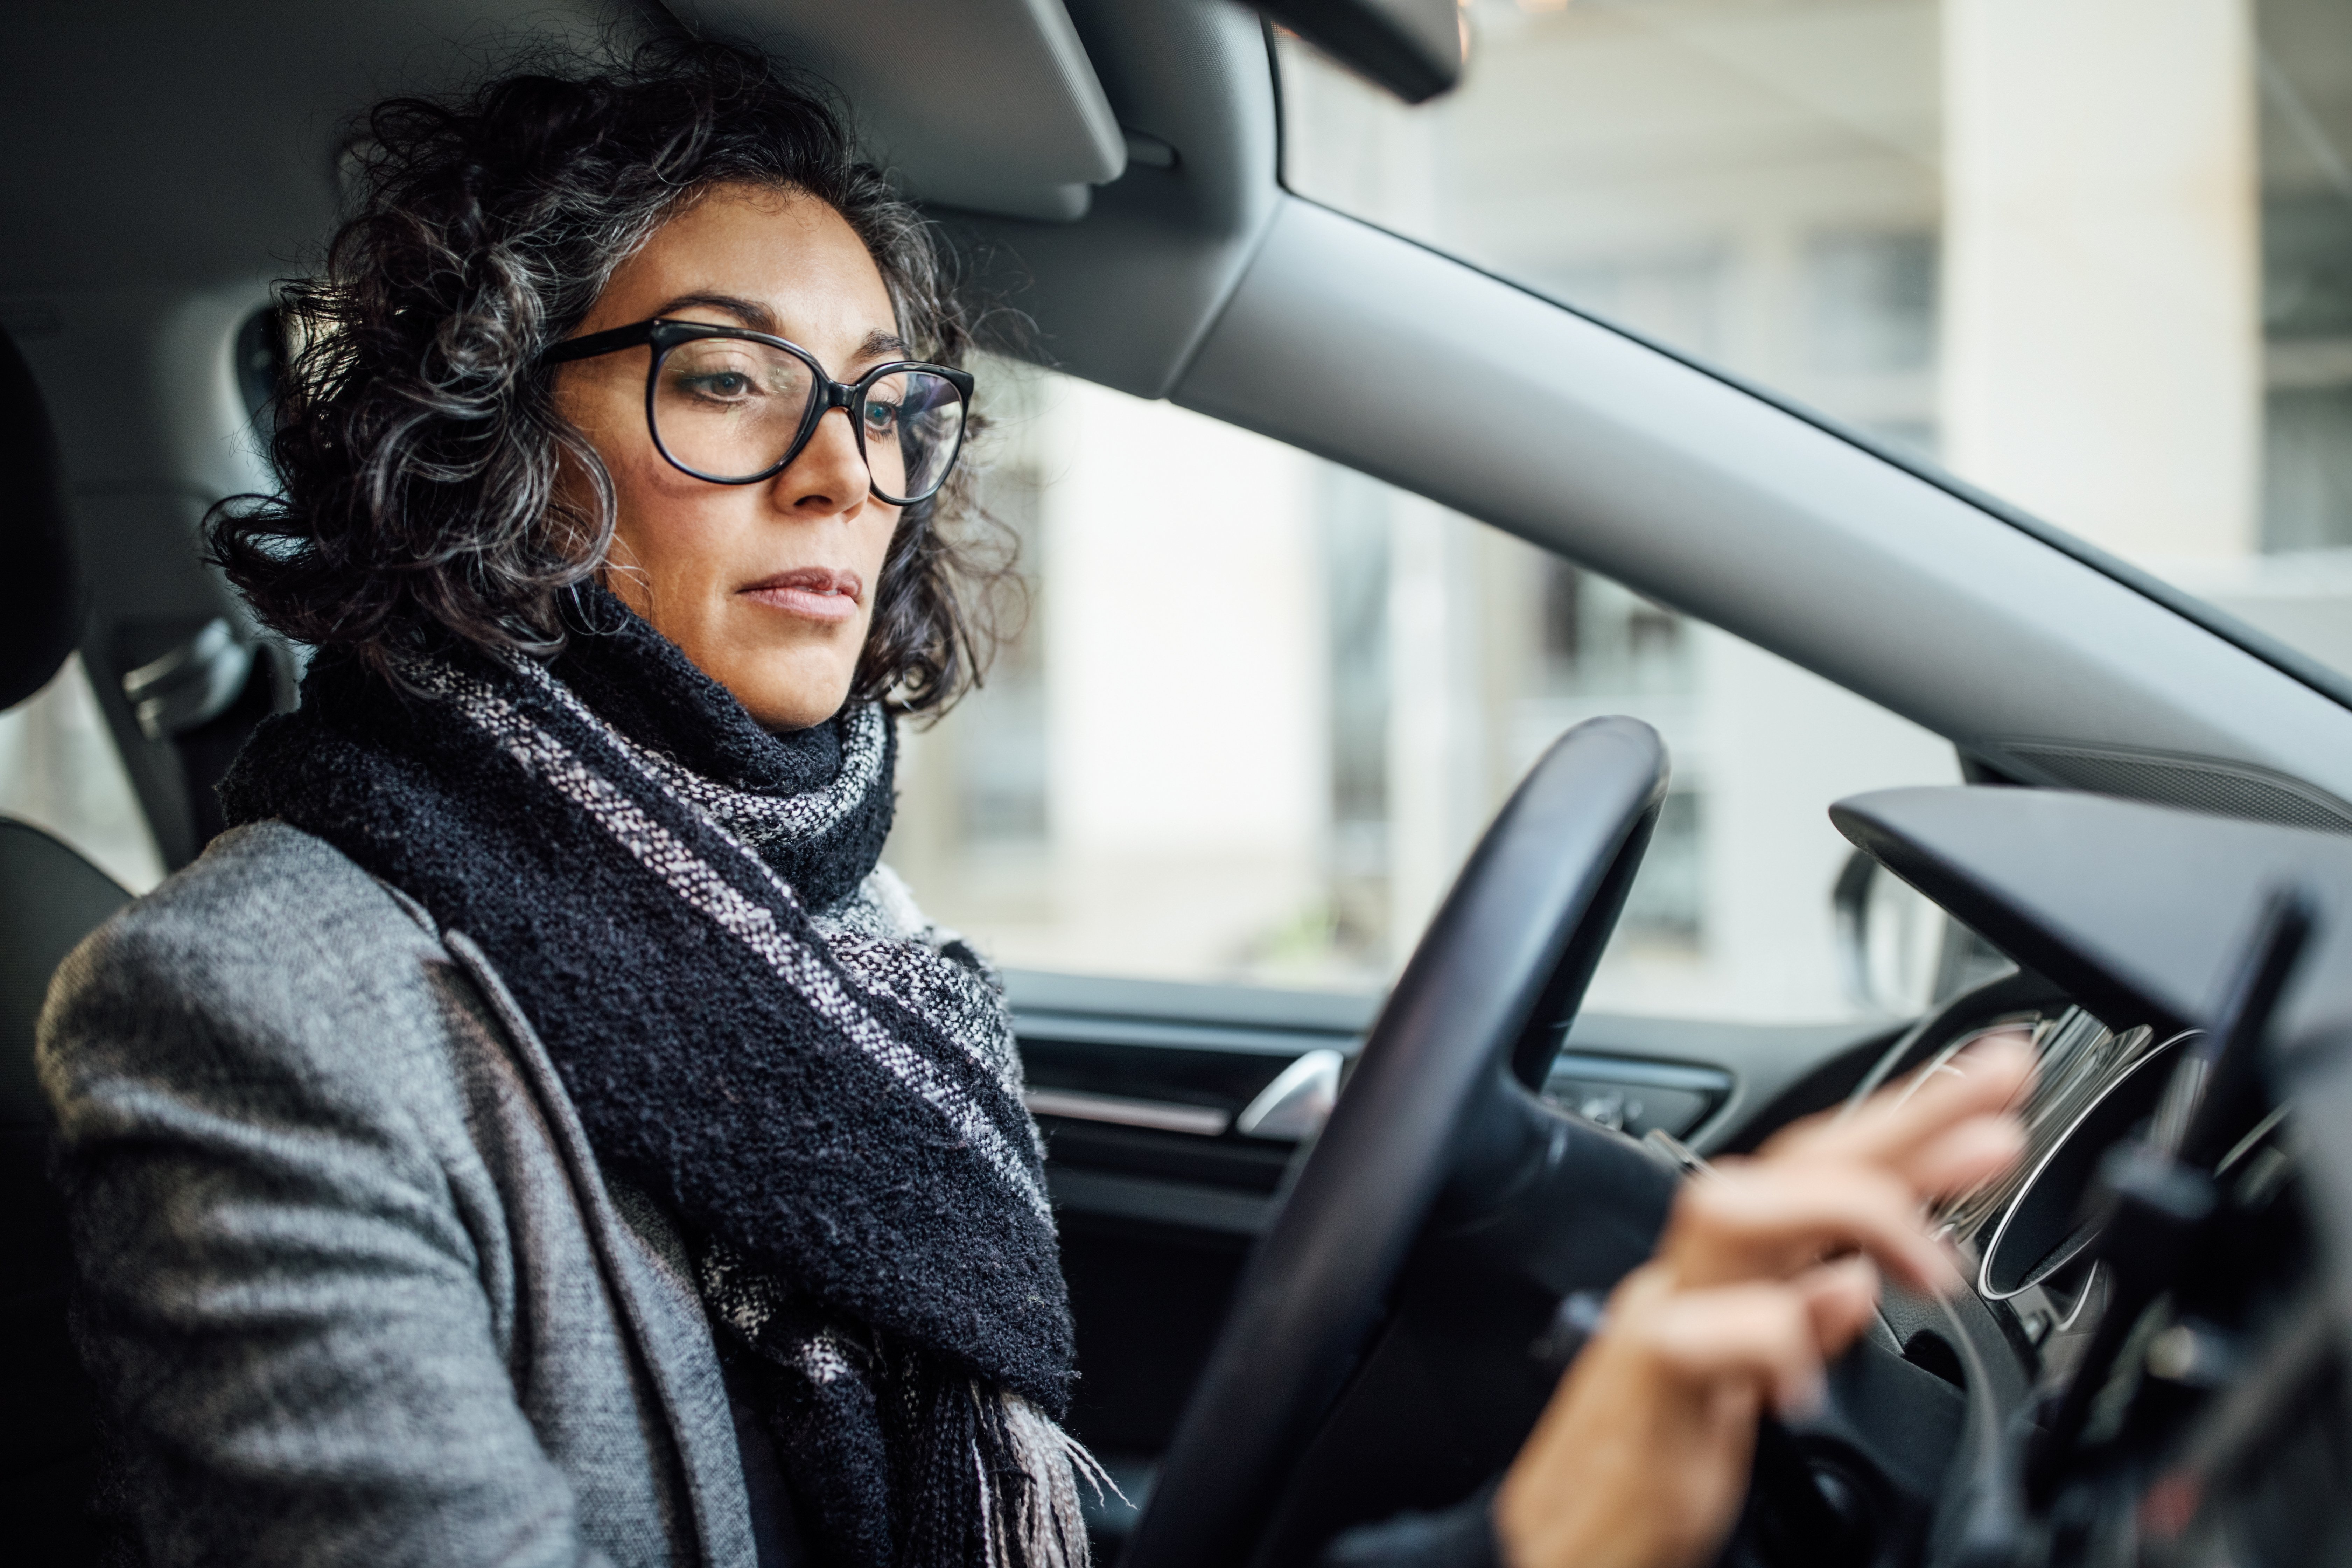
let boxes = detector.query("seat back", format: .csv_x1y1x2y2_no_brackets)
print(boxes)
0,327,135,1564
0,826,129,1563
0,326,83,714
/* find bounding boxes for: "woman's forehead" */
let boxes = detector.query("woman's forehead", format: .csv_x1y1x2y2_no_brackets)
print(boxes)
604,184,898,362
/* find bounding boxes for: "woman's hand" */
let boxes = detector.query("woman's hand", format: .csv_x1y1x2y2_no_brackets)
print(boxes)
1492,1034,2035,1568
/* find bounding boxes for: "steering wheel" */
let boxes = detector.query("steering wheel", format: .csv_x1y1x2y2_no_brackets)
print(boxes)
1122,716,1680,1568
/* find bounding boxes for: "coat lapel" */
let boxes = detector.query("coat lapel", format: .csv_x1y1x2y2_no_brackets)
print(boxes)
443,927,757,1568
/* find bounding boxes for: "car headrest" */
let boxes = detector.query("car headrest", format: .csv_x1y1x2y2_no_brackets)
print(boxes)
0,330,84,710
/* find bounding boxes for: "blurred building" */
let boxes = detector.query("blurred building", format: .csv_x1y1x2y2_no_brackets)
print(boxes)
891,0,2352,1020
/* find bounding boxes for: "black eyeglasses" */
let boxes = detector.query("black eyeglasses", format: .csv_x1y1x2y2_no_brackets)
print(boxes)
541,318,974,507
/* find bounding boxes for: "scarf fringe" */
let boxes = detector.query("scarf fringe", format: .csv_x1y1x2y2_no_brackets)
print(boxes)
978,1386,1119,1568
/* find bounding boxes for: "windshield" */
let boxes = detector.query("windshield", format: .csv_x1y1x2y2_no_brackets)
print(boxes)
1277,0,2352,687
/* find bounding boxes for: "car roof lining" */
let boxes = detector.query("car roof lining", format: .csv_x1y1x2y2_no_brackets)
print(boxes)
0,0,1147,294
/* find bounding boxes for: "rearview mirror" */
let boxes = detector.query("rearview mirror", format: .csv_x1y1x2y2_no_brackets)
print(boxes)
1250,0,1465,104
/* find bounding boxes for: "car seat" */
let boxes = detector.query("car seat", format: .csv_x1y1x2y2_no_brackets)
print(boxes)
0,327,136,1566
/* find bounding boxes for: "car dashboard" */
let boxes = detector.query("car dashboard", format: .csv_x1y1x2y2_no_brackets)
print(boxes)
1016,781,2352,1563
1823,785,2352,1566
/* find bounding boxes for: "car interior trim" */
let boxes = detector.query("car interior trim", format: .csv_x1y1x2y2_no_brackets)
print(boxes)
1232,1049,1343,1141
1977,739,2352,835
1013,1010,1362,1059
1260,190,2352,725
947,0,1284,399
1170,196,2352,820
1007,966,1379,1034
1541,1052,1736,1094
1024,1086,1233,1138
1832,785,2352,1049
657,0,1128,222
1047,1165,1275,1237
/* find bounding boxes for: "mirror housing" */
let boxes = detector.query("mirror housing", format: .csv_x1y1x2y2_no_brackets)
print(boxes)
1251,0,1464,104
1833,847,2013,1015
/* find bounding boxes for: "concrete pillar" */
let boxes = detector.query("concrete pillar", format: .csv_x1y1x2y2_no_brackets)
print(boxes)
1038,380,1326,977
1942,0,2261,559
1384,496,1486,956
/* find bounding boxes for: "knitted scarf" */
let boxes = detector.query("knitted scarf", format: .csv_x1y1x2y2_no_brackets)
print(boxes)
218,593,1099,1567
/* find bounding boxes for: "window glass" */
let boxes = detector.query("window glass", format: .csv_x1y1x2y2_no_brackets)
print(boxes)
884,362,1958,1022
1277,0,2352,683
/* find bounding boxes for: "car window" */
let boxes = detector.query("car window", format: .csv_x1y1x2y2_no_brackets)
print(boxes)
1276,0,2352,689
883,359,1959,1022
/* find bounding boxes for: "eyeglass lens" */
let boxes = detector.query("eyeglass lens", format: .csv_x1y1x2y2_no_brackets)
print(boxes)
652,337,965,503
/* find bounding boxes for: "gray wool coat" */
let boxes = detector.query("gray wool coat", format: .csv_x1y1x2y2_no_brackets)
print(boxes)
38,820,762,1568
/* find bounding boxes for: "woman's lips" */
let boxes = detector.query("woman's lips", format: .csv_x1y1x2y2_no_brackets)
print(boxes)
740,567,863,624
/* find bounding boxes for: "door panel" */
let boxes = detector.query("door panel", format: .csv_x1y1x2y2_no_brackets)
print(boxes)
1011,968,1906,1546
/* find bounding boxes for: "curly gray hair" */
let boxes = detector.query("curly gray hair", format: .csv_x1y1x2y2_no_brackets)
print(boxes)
209,35,1011,713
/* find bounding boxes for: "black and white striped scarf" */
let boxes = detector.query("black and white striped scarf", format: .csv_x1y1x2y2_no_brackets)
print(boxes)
218,592,1100,1567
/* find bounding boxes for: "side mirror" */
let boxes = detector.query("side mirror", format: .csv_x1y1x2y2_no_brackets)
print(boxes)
1833,848,2009,1015
1250,0,1465,104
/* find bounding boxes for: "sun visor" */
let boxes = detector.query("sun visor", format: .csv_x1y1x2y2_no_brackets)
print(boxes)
1831,785,2352,1048
670,0,1128,222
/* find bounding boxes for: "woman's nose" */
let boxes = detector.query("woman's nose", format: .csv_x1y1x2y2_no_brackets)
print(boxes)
776,406,872,515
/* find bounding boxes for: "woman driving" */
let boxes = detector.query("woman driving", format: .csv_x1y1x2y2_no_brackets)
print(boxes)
36,39,2030,1568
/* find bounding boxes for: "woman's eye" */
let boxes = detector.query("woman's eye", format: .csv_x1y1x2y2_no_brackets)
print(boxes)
683,371,754,401
863,401,902,433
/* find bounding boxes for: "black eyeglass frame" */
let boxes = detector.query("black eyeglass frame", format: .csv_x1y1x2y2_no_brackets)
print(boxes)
540,317,976,506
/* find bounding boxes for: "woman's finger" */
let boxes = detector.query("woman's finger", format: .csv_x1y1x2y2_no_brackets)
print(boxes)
1795,1254,1881,1359
1497,1266,1791,1568
1633,1278,1836,1419
1772,1034,2033,1173
1664,1162,1960,1294
1899,1112,2029,1199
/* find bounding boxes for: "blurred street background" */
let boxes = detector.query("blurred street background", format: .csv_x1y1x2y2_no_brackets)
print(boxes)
883,0,2352,1021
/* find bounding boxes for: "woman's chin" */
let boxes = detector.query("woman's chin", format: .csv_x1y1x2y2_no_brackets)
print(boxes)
673,620,862,731
728,664,858,732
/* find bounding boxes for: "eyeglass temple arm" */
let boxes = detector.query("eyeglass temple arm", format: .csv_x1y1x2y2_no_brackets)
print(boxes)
539,320,661,367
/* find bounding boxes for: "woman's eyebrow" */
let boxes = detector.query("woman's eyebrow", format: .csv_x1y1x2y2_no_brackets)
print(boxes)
651,302,909,365
653,292,778,334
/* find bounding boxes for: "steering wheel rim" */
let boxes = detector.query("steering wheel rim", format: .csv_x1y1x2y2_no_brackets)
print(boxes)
1122,716,1671,1568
